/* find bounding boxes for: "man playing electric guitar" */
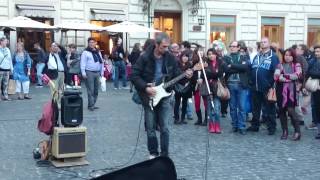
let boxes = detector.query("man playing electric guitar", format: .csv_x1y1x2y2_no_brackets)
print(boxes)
131,33,193,159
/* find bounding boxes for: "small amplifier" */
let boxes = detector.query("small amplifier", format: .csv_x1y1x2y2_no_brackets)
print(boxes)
52,127,87,159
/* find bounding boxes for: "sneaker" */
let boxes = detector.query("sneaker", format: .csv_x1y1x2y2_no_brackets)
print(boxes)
36,84,43,88
306,123,318,130
149,154,158,160
114,87,119,90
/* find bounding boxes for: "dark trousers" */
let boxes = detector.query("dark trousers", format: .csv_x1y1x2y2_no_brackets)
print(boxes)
85,71,100,108
174,93,188,121
251,90,277,132
221,99,229,114
279,107,300,133
311,90,320,124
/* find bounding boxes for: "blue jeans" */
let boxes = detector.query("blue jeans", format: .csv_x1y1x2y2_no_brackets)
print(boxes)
36,63,45,85
208,97,221,123
228,83,247,130
311,90,320,124
186,99,193,118
143,97,170,156
113,61,127,88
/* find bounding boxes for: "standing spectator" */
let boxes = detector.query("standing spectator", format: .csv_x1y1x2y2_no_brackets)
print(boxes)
81,37,104,111
45,42,67,107
34,42,47,88
128,43,142,92
173,50,193,124
247,37,280,135
66,44,80,86
224,41,250,135
306,45,320,139
205,48,224,133
274,48,302,140
12,42,32,100
111,38,128,90
131,33,193,159
169,43,180,61
0,37,13,101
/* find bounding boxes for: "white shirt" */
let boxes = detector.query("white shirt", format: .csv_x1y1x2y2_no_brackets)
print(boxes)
48,53,64,71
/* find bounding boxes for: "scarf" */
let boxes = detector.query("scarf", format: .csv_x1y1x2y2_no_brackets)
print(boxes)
86,47,102,63
281,63,296,107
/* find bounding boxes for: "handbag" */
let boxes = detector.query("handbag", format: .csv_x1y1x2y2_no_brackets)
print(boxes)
8,79,16,95
100,77,107,92
267,84,277,102
199,83,209,96
305,77,320,92
217,79,230,100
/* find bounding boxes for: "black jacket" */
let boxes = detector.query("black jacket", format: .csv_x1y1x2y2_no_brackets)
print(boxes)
43,45,68,80
204,57,224,96
224,53,250,88
307,58,320,79
131,46,181,106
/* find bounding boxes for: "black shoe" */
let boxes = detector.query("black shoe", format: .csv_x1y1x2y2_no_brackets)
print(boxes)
194,121,202,125
180,120,187,124
315,134,320,139
268,130,276,135
221,113,226,118
94,106,99,109
299,120,305,126
239,129,246,135
247,126,259,132
232,127,238,133
88,107,95,111
174,119,180,124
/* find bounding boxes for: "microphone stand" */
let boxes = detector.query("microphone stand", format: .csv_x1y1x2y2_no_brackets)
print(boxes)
197,52,214,109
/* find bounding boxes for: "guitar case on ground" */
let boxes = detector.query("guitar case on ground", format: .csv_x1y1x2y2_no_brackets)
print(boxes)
92,156,177,180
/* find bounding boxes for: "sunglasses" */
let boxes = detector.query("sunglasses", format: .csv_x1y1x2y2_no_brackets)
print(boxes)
229,45,238,48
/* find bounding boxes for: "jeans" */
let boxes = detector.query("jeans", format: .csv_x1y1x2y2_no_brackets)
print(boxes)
186,99,193,118
85,71,100,108
251,90,277,131
0,71,9,98
36,63,45,85
143,97,170,156
208,97,221,123
228,83,247,130
113,61,127,88
311,90,320,124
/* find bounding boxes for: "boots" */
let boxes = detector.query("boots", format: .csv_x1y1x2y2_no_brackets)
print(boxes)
194,111,202,125
280,129,288,140
209,121,215,133
215,122,221,134
201,110,208,126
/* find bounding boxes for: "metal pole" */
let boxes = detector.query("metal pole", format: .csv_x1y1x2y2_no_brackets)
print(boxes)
148,1,151,39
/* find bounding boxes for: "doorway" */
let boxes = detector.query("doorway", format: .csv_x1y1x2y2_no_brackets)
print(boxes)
154,12,181,43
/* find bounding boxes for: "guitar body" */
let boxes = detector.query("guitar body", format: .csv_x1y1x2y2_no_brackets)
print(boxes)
150,83,172,108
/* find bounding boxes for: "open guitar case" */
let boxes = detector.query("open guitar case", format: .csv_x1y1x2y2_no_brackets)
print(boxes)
92,156,177,180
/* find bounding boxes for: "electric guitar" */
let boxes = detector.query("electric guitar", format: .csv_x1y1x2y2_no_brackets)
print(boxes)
149,67,198,109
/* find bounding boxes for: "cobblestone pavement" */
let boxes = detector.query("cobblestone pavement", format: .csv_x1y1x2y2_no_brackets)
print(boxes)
0,83,320,180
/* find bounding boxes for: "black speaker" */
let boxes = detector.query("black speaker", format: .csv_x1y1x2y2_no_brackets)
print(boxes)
92,157,177,180
61,90,83,127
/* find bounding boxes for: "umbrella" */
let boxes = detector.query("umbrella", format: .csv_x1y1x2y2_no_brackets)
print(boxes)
102,21,160,52
0,16,56,29
102,21,160,33
56,22,103,45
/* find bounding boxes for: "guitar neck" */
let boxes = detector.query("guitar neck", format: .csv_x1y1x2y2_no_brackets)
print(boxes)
163,73,186,89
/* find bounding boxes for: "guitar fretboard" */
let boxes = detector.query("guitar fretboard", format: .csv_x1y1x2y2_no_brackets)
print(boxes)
163,73,187,89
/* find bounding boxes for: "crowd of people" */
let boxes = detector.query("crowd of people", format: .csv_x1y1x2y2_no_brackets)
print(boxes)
130,33,320,159
0,32,320,159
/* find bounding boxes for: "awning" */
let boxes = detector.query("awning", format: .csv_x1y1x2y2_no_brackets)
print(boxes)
91,9,126,22
16,4,55,18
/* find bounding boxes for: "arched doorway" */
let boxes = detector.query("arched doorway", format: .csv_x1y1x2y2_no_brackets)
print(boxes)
152,0,182,43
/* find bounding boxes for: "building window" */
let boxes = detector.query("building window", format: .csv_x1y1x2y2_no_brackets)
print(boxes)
308,18,320,47
261,17,284,48
210,15,236,47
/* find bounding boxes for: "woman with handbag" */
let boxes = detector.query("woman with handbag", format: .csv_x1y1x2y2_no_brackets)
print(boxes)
173,50,193,124
192,49,209,126
306,45,320,139
274,48,302,141
205,48,224,133
12,42,32,100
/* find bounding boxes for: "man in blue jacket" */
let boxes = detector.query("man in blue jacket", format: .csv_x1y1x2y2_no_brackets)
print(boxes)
247,37,280,135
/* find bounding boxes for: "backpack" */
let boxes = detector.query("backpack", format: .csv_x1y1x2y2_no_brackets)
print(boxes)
37,100,58,135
